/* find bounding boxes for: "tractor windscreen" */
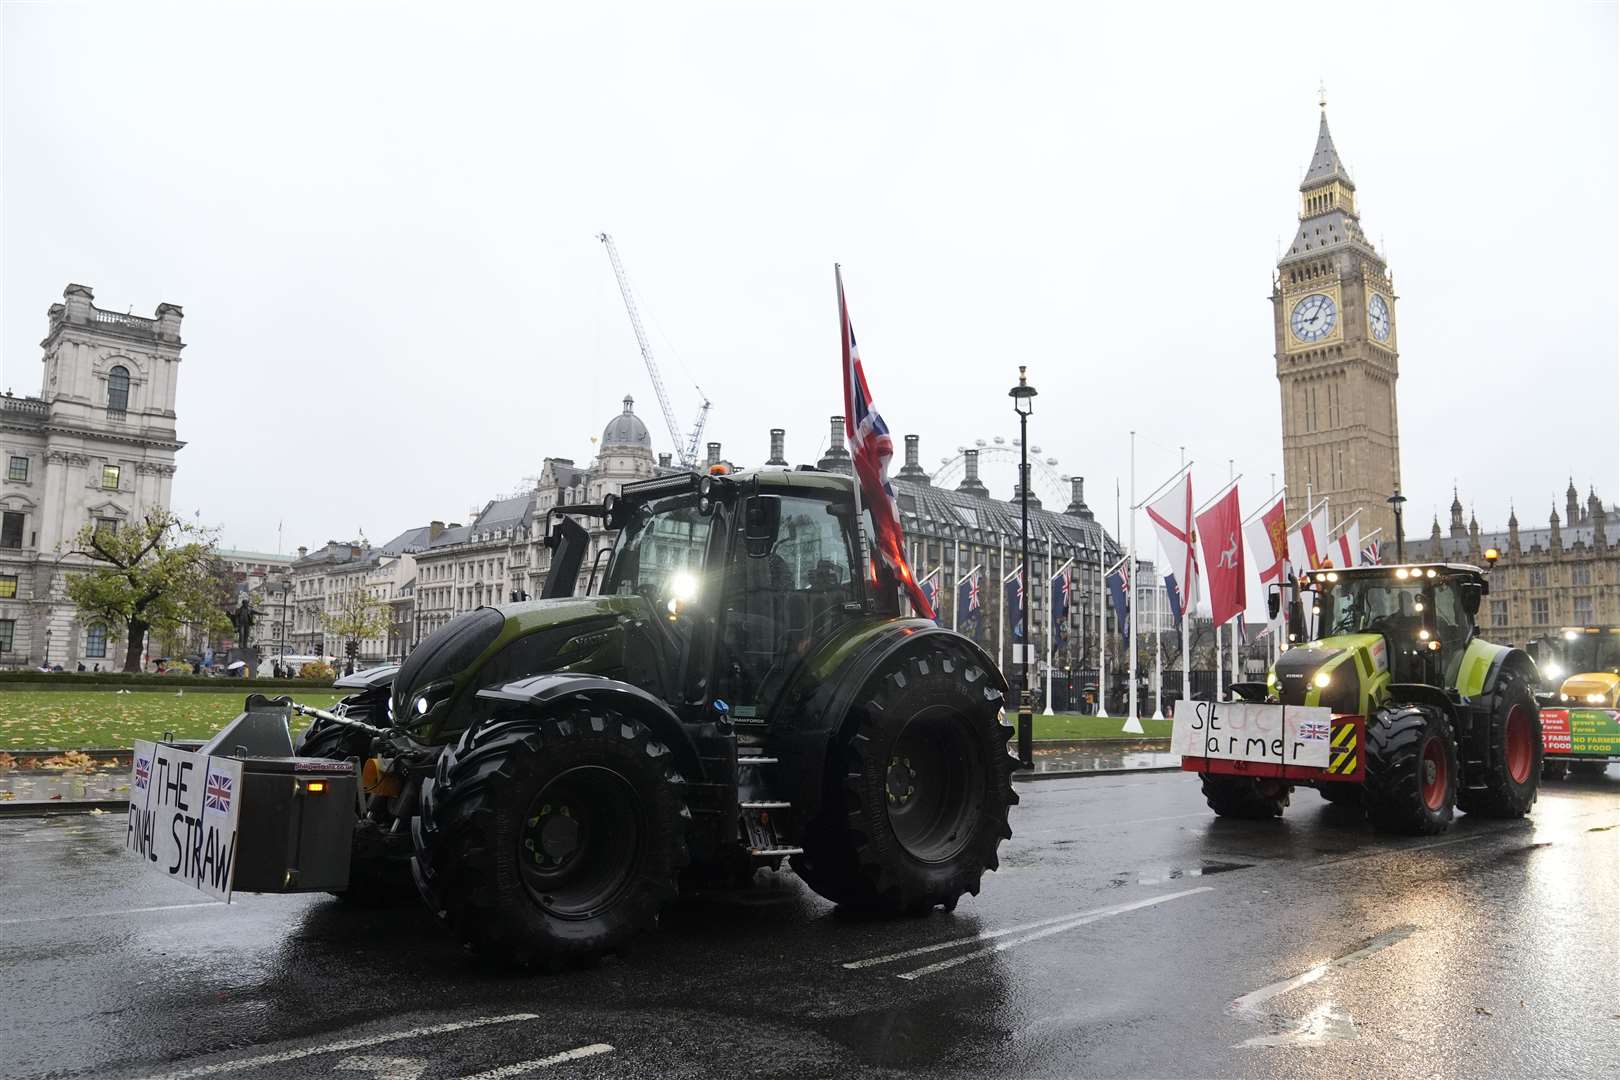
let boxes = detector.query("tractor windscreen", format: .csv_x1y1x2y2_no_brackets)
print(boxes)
1321,578,1427,639
1549,630,1620,677
601,494,716,609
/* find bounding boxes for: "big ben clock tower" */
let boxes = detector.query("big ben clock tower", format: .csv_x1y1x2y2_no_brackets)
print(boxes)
1273,99,1402,541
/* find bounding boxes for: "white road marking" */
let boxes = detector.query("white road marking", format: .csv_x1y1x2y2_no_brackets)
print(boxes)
1230,924,1419,1013
142,1014,540,1079
895,887,1214,981
0,901,220,925
335,1055,427,1079
844,908,1128,970
460,1043,615,1079
1238,1001,1359,1047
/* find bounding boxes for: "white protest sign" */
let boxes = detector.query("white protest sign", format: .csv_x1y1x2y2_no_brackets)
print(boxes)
1171,701,1332,769
126,739,243,902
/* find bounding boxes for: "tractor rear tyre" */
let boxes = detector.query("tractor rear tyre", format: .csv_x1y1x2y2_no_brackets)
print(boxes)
1456,676,1540,818
412,707,688,967
1364,705,1456,835
1316,781,1363,808
792,653,1017,915
1201,775,1287,819
294,719,409,906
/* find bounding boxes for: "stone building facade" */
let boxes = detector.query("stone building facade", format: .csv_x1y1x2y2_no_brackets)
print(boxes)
1402,480,1618,648
1274,106,1402,539
0,284,184,669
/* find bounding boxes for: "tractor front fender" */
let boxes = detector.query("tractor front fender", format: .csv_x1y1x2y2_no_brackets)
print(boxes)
774,620,1009,825
476,673,706,784
333,664,400,692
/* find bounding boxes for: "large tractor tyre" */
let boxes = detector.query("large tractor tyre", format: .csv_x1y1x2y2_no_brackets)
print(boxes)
293,720,410,907
412,707,689,967
1364,705,1457,836
1316,781,1364,808
1201,775,1287,819
792,653,1017,915
1456,677,1541,819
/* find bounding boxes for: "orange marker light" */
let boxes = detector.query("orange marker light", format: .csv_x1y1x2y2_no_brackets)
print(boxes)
306,780,327,794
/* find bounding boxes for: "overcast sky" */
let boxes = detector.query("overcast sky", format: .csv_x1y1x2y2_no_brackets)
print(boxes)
4,2,1616,564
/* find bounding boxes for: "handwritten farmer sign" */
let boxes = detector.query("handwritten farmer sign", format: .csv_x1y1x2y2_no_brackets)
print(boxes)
1172,701,1332,769
126,740,242,901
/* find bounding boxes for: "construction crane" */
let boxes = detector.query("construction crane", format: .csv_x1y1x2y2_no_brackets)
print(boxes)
597,232,711,469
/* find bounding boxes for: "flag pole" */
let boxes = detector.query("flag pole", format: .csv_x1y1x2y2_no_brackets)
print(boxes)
835,265,869,593
1124,431,1143,734
1195,473,1245,516
1043,538,1054,715
1232,611,1241,684
1152,558,1163,720
998,534,1007,672
1240,486,1289,527
1096,549,1109,718
952,539,960,631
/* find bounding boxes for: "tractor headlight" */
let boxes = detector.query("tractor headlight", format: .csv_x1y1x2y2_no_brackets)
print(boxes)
1543,662,1564,680
1313,671,1332,689
1587,693,1605,704
1560,693,1570,702
415,695,430,716
1419,630,1431,641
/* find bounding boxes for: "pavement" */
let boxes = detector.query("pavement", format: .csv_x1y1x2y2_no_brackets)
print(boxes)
1,768,1616,1079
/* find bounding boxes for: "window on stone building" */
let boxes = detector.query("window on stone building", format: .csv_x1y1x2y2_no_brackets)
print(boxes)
85,623,107,659
1571,564,1591,586
1531,598,1548,625
0,574,16,599
7,456,26,482
1574,597,1593,624
102,464,120,490
0,619,14,653
1490,599,1507,626
107,366,130,413
94,517,118,538
1528,566,1547,588
0,511,22,549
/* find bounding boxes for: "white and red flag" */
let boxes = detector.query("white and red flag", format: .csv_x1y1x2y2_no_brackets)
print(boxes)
1146,471,1199,616
1334,519,1362,571
838,267,934,619
1196,485,1246,627
1245,492,1290,587
1288,501,1334,573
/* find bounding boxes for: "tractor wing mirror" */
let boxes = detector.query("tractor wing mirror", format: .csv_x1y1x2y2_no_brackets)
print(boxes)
542,516,590,598
1460,581,1483,618
744,495,782,559
1266,585,1281,622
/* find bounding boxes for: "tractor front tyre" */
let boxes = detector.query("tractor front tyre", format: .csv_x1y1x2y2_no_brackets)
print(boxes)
1201,775,1288,819
1316,781,1363,809
1364,705,1457,835
411,708,688,968
792,653,1017,915
294,719,407,906
1457,676,1541,819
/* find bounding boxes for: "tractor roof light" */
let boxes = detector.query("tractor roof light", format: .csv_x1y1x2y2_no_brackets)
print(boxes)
1428,640,1441,652
1419,629,1431,641
1396,568,1410,579
1327,571,1339,582
1483,547,1500,566
1425,568,1437,578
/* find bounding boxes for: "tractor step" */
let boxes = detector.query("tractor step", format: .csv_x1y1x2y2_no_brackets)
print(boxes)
739,799,798,860
740,800,792,809
748,846,804,857
737,756,779,766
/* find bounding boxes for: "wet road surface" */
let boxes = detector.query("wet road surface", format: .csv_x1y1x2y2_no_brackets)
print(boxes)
2,770,1617,1079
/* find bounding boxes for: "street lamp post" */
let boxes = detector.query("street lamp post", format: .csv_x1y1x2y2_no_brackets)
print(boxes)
1009,367,1037,768
1387,487,1408,563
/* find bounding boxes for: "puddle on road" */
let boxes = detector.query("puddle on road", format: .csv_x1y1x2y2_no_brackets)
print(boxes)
1110,860,1253,887
1239,1001,1358,1048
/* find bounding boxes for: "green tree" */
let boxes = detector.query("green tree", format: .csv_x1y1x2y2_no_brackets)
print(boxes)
65,512,230,673
321,586,390,674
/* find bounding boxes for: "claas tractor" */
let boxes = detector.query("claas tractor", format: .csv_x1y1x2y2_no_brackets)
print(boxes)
1526,626,1620,780
1180,563,1541,835
133,469,1018,967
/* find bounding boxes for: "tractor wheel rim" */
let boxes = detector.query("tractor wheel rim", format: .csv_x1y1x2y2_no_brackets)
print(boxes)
886,707,984,864
1504,704,1532,785
518,765,642,920
1421,736,1448,811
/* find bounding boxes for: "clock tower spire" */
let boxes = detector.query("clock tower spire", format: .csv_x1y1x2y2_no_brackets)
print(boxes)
1273,102,1402,543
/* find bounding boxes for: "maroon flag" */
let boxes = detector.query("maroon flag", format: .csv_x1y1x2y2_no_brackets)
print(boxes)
1196,486,1246,627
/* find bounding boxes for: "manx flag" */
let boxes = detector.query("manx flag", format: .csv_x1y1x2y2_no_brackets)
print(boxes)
1004,566,1026,640
1051,566,1071,643
837,267,933,618
1245,493,1290,586
1146,471,1199,612
1106,559,1131,643
957,569,982,637
1196,485,1246,627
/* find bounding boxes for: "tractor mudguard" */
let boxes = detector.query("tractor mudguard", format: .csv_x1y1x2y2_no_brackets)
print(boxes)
771,619,1008,824
1451,641,1537,765
475,672,706,784
1228,681,1269,703
333,664,400,692
1384,683,1459,723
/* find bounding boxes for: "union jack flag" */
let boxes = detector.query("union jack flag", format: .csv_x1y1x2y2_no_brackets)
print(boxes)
1360,541,1382,567
134,755,151,790
205,770,233,813
1298,719,1331,741
838,267,933,618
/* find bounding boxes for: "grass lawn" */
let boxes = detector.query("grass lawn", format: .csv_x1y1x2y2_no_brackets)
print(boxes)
0,690,346,751
1030,713,1172,740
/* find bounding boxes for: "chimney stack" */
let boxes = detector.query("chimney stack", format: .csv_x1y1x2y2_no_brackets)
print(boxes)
657,452,672,468
767,428,788,467
297,545,308,559
956,449,989,498
1010,480,1042,511
430,521,445,542
898,434,929,483
1066,476,1094,520
706,442,722,467
816,415,852,474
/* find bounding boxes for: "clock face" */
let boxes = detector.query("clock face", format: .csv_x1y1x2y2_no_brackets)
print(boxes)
1368,293,1391,342
1290,293,1338,343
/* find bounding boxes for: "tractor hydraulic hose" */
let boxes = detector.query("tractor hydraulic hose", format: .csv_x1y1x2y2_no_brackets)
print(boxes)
291,702,388,739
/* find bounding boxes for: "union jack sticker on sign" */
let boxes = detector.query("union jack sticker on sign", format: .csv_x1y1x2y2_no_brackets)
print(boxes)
134,756,151,790
1298,719,1331,742
205,771,233,813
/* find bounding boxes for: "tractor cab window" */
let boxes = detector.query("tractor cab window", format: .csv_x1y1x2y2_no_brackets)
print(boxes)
717,494,861,712
1430,582,1473,684
601,495,716,611
1322,577,1430,681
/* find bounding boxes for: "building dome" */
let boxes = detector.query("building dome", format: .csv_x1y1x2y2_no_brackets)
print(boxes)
601,394,652,449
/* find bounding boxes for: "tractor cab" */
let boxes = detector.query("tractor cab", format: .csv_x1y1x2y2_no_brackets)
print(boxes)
1527,626,1620,708
1302,565,1485,687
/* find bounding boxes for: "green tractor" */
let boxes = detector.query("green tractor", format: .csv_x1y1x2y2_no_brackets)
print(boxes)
1188,563,1541,835
274,467,1017,965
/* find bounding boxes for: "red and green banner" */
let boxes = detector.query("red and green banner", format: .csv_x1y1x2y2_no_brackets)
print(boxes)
1541,708,1620,757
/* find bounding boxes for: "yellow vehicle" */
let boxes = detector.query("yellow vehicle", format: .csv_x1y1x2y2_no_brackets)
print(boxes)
1528,627,1620,779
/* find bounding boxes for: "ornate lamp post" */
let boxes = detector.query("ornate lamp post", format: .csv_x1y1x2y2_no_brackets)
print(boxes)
1009,367,1037,768
1387,487,1408,563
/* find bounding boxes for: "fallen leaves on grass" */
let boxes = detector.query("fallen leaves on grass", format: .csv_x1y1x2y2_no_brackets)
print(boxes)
0,752,14,771
39,751,97,771
0,791,14,801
